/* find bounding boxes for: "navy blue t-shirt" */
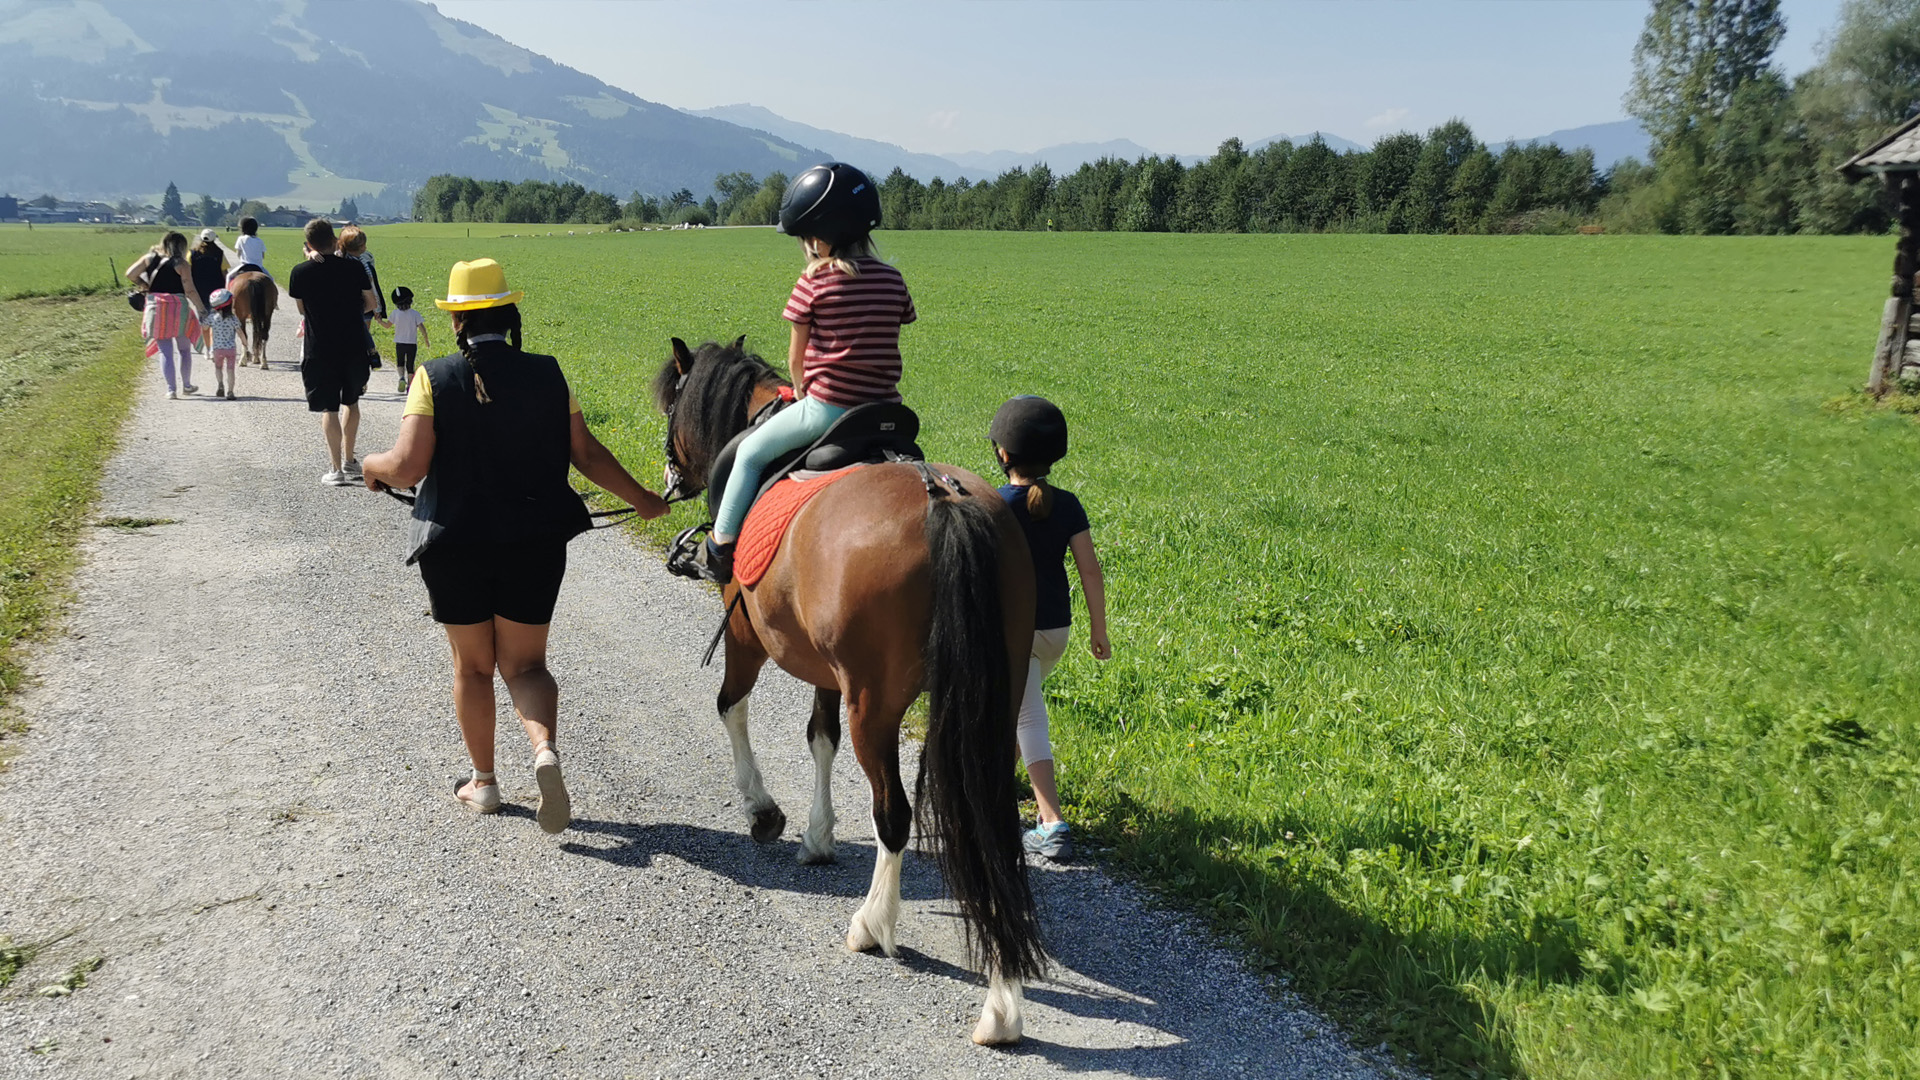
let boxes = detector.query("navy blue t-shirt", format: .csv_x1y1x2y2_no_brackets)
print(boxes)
999,483,1091,631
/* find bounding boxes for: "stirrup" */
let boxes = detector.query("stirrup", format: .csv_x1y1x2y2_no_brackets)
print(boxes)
666,522,713,580
668,524,733,584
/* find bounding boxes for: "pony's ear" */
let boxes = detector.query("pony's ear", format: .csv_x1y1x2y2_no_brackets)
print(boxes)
730,334,746,353
671,337,694,374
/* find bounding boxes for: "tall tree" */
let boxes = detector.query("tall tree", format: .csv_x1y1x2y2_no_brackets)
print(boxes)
1627,0,1786,155
195,193,221,226
1794,0,1920,231
160,181,185,224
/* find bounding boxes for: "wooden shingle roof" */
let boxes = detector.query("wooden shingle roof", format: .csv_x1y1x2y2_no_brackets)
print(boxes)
1842,113,1920,178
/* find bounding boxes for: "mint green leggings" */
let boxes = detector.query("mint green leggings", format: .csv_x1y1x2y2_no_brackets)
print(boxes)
714,395,849,539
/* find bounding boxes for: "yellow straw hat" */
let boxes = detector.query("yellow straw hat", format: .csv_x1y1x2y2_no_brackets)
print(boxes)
436,258,524,311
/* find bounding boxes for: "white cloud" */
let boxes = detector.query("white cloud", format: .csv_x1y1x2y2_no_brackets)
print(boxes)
926,109,960,130
1365,107,1411,129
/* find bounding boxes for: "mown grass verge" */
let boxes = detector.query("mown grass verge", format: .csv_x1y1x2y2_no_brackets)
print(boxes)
0,295,147,750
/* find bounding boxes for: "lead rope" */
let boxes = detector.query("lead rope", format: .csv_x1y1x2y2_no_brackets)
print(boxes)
378,484,642,528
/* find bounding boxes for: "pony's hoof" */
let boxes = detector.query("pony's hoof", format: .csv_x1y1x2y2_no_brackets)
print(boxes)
971,1016,1023,1046
748,805,786,844
845,910,895,956
846,922,878,953
796,842,836,865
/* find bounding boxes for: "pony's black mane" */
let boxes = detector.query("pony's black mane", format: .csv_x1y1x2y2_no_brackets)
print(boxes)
653,339,787,478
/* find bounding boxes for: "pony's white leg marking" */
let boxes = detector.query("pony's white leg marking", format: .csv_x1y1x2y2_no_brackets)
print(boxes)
720,695,775,819
846,833,903,957
798,731,837,864
971,973,1026,1046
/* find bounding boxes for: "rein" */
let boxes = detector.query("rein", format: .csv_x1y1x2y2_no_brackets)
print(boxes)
377,484,642,530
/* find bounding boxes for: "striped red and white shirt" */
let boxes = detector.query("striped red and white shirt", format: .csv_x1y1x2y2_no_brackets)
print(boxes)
782,256,916,407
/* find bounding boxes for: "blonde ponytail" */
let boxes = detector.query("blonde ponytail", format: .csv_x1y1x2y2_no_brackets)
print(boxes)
1025,476,1054,520
803,234,880,279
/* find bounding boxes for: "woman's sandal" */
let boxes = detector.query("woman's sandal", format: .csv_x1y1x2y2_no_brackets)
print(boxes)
455,769,501,814
532,740,570,834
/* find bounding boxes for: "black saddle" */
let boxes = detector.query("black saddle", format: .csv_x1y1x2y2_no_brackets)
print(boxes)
705,401,924,519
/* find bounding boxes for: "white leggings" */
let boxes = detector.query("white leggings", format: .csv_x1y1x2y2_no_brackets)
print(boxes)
1017,628,1070,765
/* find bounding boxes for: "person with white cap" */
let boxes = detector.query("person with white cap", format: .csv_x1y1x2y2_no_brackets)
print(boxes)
188,229,230,354
362,257,670,833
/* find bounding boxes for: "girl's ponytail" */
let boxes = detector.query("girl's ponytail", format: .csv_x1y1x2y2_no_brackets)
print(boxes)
1025,475,1054,520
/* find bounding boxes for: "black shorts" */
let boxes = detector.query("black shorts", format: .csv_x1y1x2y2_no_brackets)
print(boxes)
302,353,366,412
416,539,569,626
395,343,418,371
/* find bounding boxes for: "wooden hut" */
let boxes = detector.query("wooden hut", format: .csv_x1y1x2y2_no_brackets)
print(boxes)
1841,114,1920,393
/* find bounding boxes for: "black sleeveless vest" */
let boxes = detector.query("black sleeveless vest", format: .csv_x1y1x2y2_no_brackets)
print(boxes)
406,341,591,563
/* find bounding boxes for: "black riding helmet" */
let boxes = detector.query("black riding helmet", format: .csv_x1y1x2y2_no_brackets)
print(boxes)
390,286,413,308
990,395,1069,470
779,163,882,248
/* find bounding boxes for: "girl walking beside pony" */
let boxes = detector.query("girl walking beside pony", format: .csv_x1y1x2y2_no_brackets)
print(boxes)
991,396,1111,861
686,162,912,584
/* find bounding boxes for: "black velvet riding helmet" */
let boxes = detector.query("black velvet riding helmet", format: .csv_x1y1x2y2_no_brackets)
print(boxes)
391,286,413,308
778,163,882,248
990,395,1069,468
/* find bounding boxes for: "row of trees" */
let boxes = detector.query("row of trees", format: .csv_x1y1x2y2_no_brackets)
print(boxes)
412,176,626,225
136,183,278,228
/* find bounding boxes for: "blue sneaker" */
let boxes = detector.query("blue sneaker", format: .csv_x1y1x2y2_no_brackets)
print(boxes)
1023,821,1072,860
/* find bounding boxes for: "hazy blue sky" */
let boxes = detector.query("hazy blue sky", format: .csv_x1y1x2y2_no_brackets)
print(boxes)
431,0,1848,155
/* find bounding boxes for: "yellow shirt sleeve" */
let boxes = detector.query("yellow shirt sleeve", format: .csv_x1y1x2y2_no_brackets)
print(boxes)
402,367,581,417
403,367,435,417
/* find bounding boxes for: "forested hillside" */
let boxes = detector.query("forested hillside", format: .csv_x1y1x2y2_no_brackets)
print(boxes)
0,0,822,204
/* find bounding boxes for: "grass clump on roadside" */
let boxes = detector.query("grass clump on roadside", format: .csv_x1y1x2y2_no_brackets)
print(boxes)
0,295,146,738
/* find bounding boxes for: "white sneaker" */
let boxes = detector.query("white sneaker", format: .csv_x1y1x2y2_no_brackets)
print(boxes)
166,390,178,400
181,384,198,395
341,458,363,479
321,470,351,487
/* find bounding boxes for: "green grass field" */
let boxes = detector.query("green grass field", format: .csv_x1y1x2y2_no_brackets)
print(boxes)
2,224,1915,1078
0,295,146,747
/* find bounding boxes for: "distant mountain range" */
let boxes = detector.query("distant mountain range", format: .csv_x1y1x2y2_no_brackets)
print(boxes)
1501,120,1650,167
0,0,1652,209
0,0,825,206
679,112,1649,184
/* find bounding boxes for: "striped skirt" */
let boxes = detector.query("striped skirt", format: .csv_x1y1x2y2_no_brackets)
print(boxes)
141,293,200,357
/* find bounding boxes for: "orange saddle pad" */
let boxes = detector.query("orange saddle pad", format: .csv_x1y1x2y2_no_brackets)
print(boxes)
735,466,861,587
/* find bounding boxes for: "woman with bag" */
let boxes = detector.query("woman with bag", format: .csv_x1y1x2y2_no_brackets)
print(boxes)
362,258,669,832
125,231,206,399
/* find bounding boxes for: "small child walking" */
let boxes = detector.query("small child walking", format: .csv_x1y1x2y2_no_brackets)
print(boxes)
204,288,242,399
990,395,1111,861
688,162,911,583
388,286,429,393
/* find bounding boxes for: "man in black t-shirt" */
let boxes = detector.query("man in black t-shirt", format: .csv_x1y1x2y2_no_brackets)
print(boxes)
287,218,378,487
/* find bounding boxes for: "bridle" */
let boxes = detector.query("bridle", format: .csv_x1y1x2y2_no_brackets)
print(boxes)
660,363,791,506
660,365,702,505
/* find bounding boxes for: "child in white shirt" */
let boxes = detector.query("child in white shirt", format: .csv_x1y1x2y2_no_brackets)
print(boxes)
388,286,429,393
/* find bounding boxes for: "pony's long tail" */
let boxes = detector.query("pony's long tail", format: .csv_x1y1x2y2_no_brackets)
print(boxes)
916,492,1046,983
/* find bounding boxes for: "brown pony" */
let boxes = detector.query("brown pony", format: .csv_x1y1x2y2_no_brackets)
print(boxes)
228,271,275,367
654,338,1044,1044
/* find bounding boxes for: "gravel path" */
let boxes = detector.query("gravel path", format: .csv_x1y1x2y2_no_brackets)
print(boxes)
0,323,1405,1079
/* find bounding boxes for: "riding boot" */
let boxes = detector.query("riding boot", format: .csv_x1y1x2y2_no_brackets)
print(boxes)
692,537,735,585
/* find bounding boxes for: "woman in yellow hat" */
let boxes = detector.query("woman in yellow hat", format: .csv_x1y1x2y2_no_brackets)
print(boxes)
363,258,670,832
